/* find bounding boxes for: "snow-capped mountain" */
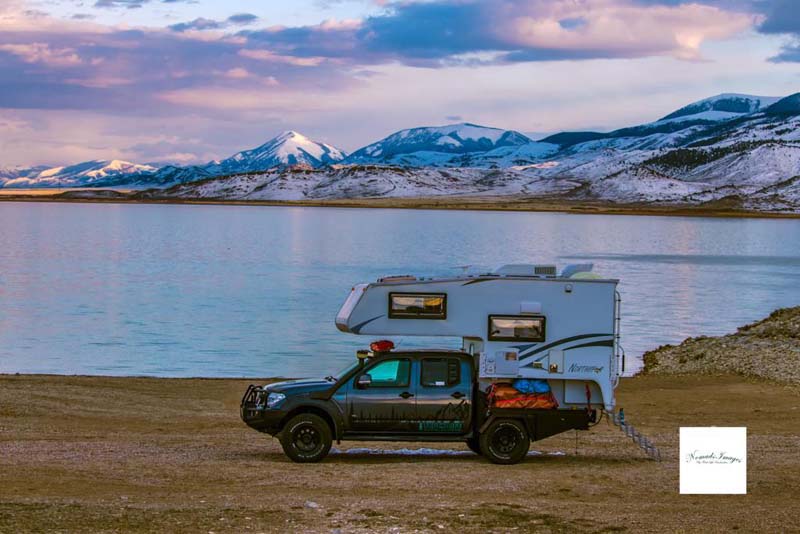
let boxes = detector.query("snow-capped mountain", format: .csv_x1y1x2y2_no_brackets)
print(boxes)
1,160,156,188
345,123,541,166
140,91,800,212
5,91,800,212
0,131,346,189
0,165,48,182
541,94,784,152
69,130,348,189
657,93,780,123
207,130,346,174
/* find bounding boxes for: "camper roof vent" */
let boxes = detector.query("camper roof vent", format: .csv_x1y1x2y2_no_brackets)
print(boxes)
534,265,558,277
495,264,558,278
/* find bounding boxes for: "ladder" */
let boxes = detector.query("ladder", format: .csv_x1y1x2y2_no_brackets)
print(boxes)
607,409,662,461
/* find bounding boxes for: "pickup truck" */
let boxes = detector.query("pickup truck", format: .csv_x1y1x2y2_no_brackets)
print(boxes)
241,348,595,464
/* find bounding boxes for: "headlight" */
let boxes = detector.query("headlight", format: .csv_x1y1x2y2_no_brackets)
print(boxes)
266,392,286,409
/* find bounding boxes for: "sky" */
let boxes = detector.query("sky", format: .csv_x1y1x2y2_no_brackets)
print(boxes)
1,0,800,167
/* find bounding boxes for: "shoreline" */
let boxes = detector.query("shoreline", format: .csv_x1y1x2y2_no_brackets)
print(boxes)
1,192,799,219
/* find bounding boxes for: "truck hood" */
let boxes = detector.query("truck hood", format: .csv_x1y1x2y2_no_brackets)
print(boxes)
265,378,333,395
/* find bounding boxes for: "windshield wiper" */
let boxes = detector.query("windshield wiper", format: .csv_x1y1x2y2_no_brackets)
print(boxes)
324,375,336,382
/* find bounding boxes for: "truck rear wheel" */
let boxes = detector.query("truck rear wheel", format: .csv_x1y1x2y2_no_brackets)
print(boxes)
279,413,333,463
479,419,530,464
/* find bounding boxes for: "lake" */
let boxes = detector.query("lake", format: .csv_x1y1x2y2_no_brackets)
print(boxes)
0,202,798,378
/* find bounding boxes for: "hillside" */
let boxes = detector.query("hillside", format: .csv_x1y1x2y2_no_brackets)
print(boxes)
642,307,800,384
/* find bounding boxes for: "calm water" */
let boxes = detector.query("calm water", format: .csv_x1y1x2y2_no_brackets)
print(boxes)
1,202,798,378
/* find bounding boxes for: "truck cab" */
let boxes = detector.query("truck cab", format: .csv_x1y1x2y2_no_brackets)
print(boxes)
242,350,473,459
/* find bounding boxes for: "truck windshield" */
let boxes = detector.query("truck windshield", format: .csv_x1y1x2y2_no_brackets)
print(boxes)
326,361,359,382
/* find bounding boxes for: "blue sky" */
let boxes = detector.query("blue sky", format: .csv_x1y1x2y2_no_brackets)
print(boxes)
1,0,799,166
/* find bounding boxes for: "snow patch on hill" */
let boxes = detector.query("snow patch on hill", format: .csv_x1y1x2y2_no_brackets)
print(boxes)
1,160,156,188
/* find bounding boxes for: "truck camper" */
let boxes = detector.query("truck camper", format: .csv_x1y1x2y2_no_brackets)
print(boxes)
241,263,625,464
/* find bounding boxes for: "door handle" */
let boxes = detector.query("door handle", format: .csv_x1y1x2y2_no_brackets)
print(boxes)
399,392,414,399
451,391,465,399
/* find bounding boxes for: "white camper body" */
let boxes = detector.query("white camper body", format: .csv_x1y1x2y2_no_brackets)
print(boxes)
336,264,622,411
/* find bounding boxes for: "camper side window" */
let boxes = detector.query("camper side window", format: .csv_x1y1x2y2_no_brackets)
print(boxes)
488,315,546,342
421,358,460,387
388,292,447,319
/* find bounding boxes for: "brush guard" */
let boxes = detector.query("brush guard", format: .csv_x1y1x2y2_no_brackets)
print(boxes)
240,384,268,421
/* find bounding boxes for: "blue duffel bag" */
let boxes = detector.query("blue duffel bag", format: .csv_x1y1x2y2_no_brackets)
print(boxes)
513,378,551,394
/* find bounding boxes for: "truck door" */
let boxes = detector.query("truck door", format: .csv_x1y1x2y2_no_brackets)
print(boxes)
346,357,417,434
414,357,471,435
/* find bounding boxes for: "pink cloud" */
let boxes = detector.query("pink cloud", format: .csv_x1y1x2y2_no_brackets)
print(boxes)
0,42,82,66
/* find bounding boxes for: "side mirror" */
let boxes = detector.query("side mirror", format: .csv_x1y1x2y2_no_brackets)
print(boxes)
356,374,372,388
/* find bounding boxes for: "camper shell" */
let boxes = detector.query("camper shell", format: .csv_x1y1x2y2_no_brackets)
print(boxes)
241,263,623,464
335,263,621,411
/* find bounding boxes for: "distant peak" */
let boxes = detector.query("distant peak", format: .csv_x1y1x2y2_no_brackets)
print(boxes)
453,122,494,129
659,93,781,122
275,130,307,140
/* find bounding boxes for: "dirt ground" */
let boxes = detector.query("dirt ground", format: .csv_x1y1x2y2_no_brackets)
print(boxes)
1,373,799,533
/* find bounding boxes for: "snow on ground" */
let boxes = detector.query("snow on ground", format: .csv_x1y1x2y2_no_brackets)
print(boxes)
587,168,710,202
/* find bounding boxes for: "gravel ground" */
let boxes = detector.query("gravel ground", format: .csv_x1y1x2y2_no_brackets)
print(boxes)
1,373,799,533
642,307,800,385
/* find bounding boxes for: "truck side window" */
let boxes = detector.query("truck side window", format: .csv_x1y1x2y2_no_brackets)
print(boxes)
365,359,411,388
421,358,460,387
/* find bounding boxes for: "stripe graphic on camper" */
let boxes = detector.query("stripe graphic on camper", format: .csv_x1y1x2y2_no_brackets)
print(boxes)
350,314,385,334
517,333,614,368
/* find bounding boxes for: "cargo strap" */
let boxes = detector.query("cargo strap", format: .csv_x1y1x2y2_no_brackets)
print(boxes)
606,409,662,461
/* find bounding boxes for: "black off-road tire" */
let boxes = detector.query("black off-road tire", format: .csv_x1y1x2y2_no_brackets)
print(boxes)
279,413,333,463
466,435,482,455
479,418,530,464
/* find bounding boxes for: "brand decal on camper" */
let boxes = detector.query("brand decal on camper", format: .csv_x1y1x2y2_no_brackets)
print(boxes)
568,364,604,373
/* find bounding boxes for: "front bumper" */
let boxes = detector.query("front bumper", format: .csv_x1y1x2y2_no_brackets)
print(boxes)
240,385,286,434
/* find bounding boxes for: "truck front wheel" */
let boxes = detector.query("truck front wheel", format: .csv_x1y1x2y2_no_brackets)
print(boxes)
279,413,333,463
479,419,530,464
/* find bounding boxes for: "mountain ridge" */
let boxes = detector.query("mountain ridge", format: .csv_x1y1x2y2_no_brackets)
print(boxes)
3,91,800,212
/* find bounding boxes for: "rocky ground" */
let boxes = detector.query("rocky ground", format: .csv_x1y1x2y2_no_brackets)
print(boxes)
1,373,799,533
643,307,800,385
